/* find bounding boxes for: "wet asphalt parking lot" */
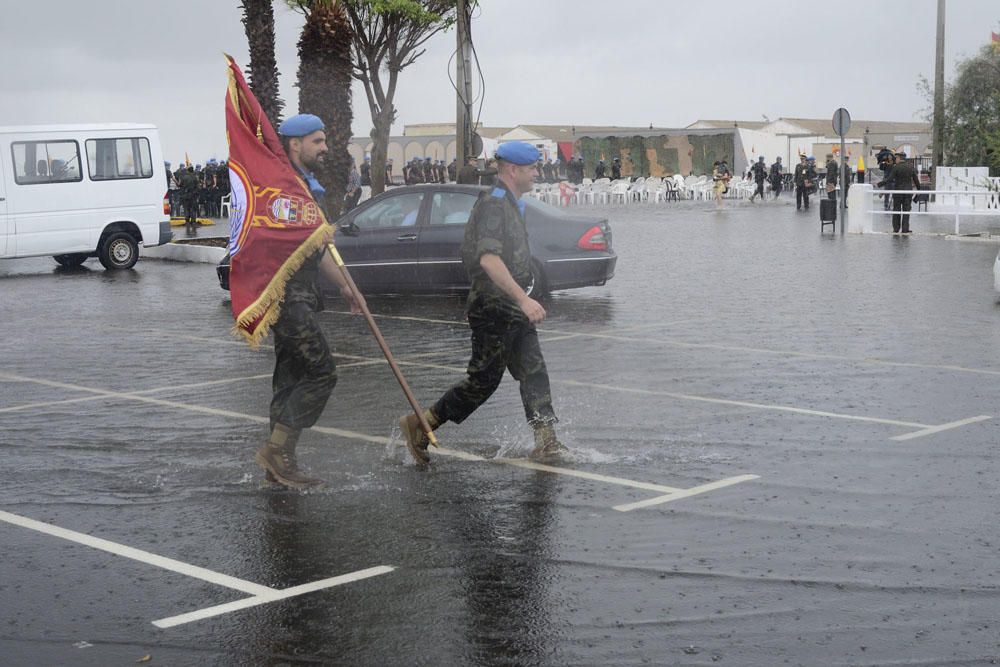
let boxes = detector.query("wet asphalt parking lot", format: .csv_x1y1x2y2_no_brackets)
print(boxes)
2,198,1000,666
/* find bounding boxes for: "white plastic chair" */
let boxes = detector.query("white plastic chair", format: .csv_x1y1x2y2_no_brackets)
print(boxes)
220,193,231,218
608,182,630,204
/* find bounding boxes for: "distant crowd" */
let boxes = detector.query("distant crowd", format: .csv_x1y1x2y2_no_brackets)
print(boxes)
166,159,230,220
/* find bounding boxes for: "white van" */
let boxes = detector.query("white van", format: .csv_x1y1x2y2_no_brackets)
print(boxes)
0,123,172,269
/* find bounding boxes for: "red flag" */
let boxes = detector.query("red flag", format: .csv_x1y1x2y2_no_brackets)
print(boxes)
224,55,330,346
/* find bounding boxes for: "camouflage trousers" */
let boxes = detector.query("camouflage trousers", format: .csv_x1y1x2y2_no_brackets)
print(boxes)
433,305,556,427
270,302,338,430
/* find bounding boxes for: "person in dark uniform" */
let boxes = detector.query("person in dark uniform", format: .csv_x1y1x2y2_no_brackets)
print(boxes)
398,141,566,464
457,156,480,184
178,166,200,234
749,156,768,202
824,153,838,201
254,114,365,489
793,155,815,210
448,158,457,182
769,157,783,198
541,159,554,183
385,158,394,185
359,156,371,187
610,157,622,180
878,152,921,233
594,159,607,180
422,157,434,183
479,158,497,186
438,160,447,184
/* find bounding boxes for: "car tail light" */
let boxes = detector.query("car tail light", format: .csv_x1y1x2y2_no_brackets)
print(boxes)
163,191,171,216
577,225,607,250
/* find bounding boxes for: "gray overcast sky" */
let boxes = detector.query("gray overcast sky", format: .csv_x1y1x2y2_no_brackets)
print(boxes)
1,1,997,164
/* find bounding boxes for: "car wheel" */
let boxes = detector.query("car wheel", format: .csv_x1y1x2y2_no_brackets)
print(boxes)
525,259,547,298
53,253,89,267
98,232,139,270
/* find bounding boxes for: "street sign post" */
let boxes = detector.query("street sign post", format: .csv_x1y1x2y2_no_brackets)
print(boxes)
832,108,851,230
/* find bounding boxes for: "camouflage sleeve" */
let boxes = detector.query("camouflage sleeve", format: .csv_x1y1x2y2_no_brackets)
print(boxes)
473,199,506,259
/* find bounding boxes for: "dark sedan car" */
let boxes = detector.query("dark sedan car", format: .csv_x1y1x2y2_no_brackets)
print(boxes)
218,184,616,297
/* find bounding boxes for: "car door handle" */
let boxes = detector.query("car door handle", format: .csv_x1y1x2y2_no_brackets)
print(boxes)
396,234,418,241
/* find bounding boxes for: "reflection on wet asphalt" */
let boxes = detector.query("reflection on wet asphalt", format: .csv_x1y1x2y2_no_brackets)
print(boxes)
2,201,1000,665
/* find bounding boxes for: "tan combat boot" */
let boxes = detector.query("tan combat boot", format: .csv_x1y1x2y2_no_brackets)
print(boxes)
529,423,568,462
399,409,440,464
255,424,324,489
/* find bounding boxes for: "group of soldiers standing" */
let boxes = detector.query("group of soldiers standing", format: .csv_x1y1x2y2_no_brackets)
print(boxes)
167,160,231,231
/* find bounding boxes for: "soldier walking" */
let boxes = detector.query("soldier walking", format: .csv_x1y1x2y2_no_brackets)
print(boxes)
254,114,366,489
748,156,768,202
878,151,921,233
769,157,783,198
399,141,566,465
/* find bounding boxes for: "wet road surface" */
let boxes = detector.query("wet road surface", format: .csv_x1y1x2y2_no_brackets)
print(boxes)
2,199,1000,665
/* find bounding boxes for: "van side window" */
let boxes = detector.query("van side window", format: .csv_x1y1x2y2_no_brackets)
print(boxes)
11,141,83,185
85,137,153,180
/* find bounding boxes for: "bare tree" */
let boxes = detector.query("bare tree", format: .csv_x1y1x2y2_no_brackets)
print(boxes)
344,1,458,195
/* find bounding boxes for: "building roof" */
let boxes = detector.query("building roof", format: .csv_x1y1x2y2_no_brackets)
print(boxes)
686,120,769,130
768,117,930,140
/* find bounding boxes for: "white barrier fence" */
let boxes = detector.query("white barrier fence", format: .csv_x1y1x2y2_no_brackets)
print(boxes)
846,184,1000,235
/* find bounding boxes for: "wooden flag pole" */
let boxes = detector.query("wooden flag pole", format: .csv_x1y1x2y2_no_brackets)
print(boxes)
326,243,439,448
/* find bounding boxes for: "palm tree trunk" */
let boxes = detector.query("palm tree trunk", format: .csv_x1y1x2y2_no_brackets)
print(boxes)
240,0,284,132
297,1,353,218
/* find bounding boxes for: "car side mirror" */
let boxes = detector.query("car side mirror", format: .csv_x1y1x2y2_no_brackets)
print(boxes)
339,221,360,237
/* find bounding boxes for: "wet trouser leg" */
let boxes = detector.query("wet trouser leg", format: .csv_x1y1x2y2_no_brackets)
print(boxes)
433,310,556,427
753,183,764,200
891,195,912,233
270,302,338,431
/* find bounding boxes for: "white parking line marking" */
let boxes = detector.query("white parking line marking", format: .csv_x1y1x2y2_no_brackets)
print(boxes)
325,311,1000,378
557,379,932,429
0,510,274,596
0,394,107,414
889,415,992,441
0,372,732,508
152,566,395,629
502,459,681,494
612,475,762,512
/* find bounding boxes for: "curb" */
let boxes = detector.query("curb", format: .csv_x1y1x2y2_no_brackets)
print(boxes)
143,243,227,264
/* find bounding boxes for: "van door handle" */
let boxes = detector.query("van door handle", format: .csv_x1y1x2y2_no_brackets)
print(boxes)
396,234,418,241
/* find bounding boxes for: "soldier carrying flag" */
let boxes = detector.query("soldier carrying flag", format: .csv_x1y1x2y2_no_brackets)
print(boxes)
224,57,365,488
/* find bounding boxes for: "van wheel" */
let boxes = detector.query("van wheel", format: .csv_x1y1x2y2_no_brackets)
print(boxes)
53,253,88,267
525,259,548,298
99,232,139,270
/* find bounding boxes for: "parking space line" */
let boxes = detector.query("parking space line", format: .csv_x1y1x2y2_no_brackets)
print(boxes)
889,415,992,441
324,310,1000,379
0,371,729,509
0,509,274,596
0,394,107,414
502,459,681,494
612,475,762,512
556,379,932,429
152,566,395,629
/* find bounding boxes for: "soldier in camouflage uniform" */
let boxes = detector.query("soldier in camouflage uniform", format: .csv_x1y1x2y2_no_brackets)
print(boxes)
254,114,365,489
398,141,567,465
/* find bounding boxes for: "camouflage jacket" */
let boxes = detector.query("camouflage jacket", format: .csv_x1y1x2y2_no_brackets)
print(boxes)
461,183,532,316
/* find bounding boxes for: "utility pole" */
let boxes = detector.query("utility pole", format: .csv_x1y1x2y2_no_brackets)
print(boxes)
455,0,474,167
931,0,946,188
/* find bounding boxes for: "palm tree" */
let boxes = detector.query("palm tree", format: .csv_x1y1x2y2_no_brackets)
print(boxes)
240,0,285,132
294,0,354,217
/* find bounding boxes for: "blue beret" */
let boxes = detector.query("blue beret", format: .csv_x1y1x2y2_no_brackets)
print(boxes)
496,141,540,166
278,113,325,137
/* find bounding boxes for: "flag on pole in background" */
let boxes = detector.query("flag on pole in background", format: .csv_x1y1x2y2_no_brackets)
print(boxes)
224,54,330,347
992,31,1000,54
184,152,191,168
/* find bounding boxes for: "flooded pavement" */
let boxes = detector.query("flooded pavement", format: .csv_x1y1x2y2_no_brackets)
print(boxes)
2,199,1000,665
